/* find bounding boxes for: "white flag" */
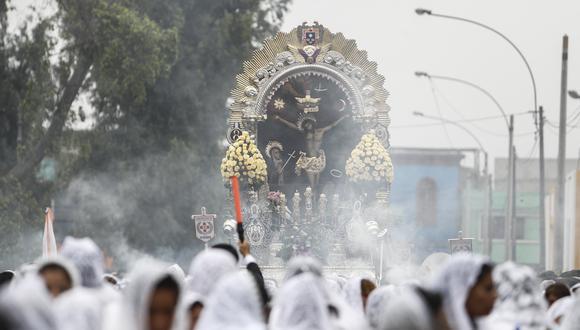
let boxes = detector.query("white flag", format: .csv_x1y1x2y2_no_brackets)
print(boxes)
42,208,57,257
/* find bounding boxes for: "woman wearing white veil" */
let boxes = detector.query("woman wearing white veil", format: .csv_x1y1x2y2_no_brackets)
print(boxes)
0,274,57,330
481,261,546,330
36,256,80,298
59,237,120,303
377,286,436,330
431,253,496,330
281,256,369,330
283,256,324,282
343,277,365,314
269,272,333,330
54,288,101,330
102,258,183,330
195,270,267,330
365,285,396,330
187,248,237,298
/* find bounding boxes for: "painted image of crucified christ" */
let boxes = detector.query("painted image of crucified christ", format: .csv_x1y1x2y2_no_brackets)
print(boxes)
273,113,350,188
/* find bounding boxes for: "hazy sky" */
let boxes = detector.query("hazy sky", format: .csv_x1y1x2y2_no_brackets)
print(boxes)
282,0,580,172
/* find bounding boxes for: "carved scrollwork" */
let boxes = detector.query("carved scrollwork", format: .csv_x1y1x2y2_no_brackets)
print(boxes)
275,51,296,68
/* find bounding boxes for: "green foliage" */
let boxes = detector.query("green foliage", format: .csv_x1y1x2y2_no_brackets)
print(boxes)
92,2,179,107
0,0,291,268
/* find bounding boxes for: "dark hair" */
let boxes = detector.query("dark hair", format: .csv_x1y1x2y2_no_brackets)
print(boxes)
39,263,72,284
212,244,239,262
545,282,570,300
327,304,340,318
360,279,376,297
475,263,494,284
0,271,14,287
155,275,180,299
415,287,443,316
189,301,203,311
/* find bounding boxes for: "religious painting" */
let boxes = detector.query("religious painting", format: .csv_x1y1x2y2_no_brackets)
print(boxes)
257,74,363,199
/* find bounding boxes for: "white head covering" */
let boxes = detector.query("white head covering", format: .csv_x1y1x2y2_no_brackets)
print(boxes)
54,288,101,330
483,261,546,330
196,270,266,330
37,255,81,290
269,273,333,330
187,249,237,298
60,237,104,288
282,257,368,330
343,277,365,315
365,285,396,330
0,274,57,330
561,295,580,330
546,296,574,329
378,286,433,330
103,258,182,330
541,279,556,291
283,256,323,282
168,264,186,283
431,253,490,330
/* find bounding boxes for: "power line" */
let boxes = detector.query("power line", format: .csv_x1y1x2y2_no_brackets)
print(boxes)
429,81,454,147
430,81,508,137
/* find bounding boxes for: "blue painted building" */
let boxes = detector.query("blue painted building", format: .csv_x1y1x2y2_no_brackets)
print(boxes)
389,147,475,261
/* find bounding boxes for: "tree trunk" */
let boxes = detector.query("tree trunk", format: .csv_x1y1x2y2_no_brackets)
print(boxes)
7,55,92,180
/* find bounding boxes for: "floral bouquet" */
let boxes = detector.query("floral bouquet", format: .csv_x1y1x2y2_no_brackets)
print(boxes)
220,131,267,189
345,131,394,184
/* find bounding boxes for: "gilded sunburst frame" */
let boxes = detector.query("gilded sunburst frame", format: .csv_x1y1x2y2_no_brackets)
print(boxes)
227,22,391,147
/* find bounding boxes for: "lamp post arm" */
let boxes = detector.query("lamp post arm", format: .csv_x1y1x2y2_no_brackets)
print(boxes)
428,74,510,130
430,13,537,113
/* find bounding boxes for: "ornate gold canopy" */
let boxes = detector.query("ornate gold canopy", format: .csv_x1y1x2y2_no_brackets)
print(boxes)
227,22,391,147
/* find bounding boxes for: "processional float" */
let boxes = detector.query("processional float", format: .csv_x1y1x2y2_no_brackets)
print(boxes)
219,22,394,283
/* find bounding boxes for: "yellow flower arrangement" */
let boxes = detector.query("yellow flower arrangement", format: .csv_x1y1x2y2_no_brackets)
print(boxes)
220,131,268,187
345,132,394,183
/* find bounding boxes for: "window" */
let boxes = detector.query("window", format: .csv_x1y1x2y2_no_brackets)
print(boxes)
490,216,526,240
416,177,437,226
491,216,504,239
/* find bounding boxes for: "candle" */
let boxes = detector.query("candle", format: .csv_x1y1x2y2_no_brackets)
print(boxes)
231,176,243,224
230,176,244,242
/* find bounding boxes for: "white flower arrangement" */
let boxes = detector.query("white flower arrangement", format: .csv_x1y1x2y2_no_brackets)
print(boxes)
220,131,268,187
345,132,393,183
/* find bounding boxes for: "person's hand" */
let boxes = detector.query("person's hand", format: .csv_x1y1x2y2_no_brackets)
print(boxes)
239,240,250,257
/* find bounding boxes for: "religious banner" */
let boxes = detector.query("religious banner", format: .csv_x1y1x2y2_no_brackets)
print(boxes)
448,231,474,254
42,207,57,257
192,207,216,243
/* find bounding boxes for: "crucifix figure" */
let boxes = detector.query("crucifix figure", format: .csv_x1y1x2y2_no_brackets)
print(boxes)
273,112,349,188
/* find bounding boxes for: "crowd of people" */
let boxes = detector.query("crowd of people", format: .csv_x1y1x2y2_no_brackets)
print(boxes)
0,236,579,330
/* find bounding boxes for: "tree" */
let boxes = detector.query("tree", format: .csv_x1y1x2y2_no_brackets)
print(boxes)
0,0,291,268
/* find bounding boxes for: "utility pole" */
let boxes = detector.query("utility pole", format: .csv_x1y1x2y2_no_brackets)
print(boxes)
486,172,493,256
539,106,546,269
555,35,569,272
511,146,517,260
505,115,514,260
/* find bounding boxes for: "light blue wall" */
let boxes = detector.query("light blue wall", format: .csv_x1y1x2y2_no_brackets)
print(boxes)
390,164,461,259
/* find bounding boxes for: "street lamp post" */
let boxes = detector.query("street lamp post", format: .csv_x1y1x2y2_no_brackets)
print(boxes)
414,8,537,113
416,8,540,264
414,72,512,258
